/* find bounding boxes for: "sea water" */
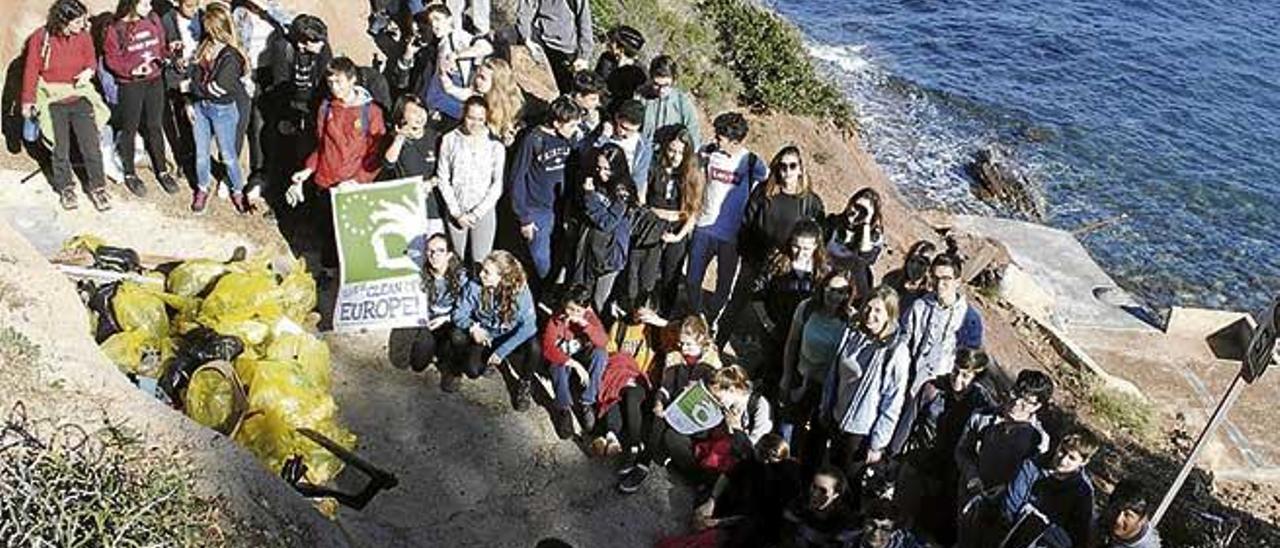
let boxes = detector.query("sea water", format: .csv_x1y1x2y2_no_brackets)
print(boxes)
774,0,1280,312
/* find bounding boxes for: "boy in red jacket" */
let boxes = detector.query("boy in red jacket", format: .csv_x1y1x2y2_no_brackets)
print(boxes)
542,284,610,440
285,56,386,272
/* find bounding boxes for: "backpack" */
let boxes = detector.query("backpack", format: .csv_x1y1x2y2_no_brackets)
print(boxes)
319,98,374,138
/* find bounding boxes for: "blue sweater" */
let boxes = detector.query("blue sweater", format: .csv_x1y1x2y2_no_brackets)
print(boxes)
510,127,572,225
451,281,537,359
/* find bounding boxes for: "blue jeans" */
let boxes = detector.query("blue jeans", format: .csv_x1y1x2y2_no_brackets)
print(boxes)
193,101,244,193
548,348,608,409
686,229,741,324
525,209,556,280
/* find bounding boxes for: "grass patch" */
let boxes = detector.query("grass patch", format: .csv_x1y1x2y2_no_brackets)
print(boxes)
0,325,41,365
1086,379,1156,440
0,406,225,546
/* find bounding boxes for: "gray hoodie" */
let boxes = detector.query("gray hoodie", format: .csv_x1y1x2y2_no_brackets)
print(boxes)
1105,525,1161,548
516,0,593,57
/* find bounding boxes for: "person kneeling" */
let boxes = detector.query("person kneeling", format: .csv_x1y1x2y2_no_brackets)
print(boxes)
448,251,540,409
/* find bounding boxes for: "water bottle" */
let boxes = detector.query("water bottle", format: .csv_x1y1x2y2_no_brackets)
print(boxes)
22,115,39,143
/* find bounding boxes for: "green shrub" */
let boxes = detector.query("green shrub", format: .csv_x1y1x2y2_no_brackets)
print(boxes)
698,0,855,129
590,0,741,112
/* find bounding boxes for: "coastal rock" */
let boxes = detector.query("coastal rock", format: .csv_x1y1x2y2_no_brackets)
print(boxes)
966,147,1046,220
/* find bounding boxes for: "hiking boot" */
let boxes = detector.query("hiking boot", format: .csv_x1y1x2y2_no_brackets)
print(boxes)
123,174,147,197
513,379,532,411
440,372,461,393
88,188,112,212
191,189,210,214
552,408,575,440
576,404,596,435
589,436,609,457
157,172,180,194
618,463,650,494
58,188,78,210
230,192,253,214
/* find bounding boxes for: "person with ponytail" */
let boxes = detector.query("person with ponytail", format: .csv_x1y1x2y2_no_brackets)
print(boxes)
20,0,112,211
182,2,252,213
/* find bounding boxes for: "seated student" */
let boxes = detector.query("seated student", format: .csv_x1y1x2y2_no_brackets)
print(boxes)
436,96,504,266
588,99,653,197
285,56,386,272
780,465,861,548
639,55,700,150
511,96,582,281
593,25,646,114
825,188,885,303
381,96,445,234
955,370,1054,510
686,112,768,331
698,366,774,474
751,220,828,393
895,347,996,543
541,284,610,439
881,240,936,316
626,125,702,317
820,285,911,480
588,347,651,459
618,315,722,493
422,3,493,125
392,233,469,375
778,272,855,454
20,0,112,212
659,434,803,548
1100,479,1162,548
893,251,984,453
448,250,540,409
569,144,637,312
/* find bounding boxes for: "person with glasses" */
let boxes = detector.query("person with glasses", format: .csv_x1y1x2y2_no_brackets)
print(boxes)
778,272,856,461
392,233,470,380
743,145,827,271
891,252,984,454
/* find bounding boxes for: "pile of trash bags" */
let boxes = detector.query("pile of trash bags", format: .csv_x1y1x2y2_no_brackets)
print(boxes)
71,236,355,485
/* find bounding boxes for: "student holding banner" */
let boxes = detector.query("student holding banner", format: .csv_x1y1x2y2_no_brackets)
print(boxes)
449,251,540,408
397,233,470,376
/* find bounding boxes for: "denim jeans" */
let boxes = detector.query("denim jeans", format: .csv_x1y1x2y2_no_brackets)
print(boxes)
548,347,608,409
193,101,244,193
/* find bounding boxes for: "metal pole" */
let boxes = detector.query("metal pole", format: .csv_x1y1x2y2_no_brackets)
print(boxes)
1150,371,1247,528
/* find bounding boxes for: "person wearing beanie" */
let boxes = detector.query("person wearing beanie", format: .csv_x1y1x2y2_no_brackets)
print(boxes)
594,25,646,115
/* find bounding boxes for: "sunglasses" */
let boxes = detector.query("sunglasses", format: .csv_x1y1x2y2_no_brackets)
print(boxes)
780,161,801,172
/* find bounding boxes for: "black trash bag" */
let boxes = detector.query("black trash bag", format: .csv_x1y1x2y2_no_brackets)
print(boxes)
92,246,142,273
87,282,122,343
160,327,245,404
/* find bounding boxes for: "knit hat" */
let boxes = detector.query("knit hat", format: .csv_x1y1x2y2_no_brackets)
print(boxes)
607,25,645,56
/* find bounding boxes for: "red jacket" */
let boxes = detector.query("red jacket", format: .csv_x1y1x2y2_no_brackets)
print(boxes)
103,15,167,83
21,29,97,105
594,353,651,417
304,88,386,188
541,309,608,366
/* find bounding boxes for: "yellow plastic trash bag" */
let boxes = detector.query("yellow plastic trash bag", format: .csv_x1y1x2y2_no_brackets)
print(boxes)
113,282,170,337
264,333,332,391
278,259,317,323
234,407,355,485
167,259,234,298
63,234,106,253
184,361,247,434
100,282,174,375
198,270,284,350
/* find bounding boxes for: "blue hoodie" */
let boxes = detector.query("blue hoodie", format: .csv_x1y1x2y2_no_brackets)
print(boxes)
510,127,572,225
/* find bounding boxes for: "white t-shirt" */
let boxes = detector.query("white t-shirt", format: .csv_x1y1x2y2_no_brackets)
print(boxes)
696,147,749,229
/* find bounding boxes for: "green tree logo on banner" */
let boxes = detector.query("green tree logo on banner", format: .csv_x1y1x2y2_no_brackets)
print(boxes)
333,181,428,284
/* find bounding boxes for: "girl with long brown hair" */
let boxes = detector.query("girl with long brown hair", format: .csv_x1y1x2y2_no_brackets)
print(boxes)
183,2,251,213
825,187,885,301
448,250,540,408
742,145,827,266
393,233,471,376
104,0,180,198
625,125,704,315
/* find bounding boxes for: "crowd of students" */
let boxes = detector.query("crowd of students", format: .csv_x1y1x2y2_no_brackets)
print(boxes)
20,1,1164,547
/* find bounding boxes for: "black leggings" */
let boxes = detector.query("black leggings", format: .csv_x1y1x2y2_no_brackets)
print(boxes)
452,332,540,379
603,385,647,448
626,238,687,313
544,47,577,95
114,77,169,176
397,323,460,372
47,98,104,192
